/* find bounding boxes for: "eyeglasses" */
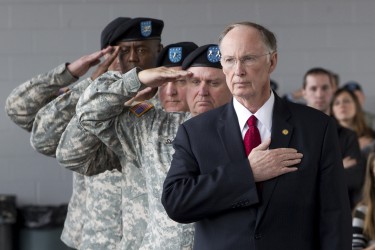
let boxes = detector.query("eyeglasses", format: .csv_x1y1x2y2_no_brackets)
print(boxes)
220,52,272,68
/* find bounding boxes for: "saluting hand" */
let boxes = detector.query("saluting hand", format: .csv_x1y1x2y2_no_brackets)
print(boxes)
138,67,192,88
90,46,120,81
68,46,115,78
248,138,302,182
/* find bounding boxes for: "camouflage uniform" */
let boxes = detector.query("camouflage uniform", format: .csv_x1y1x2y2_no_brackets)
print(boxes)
77,68,195,250
82,170,122,249
59,113,148,250
4,64,87,248
31,74,123,249
58,73,160,249
5,64,77,132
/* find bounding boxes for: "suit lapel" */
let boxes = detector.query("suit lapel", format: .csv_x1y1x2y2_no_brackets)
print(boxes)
256,93,294,227
217,101,247,163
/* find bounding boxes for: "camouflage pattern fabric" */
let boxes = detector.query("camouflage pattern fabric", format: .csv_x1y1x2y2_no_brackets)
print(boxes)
56,115,121,176
61,172,86,249
77,68,195,250
82,169,122,250
4,64,85,248
120,160,149,249
5,64,77,131
30,75,122,249
31,77,91,156
59,106,148,249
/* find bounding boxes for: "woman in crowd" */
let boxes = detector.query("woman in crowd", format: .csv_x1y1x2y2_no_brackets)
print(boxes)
331,88,375,159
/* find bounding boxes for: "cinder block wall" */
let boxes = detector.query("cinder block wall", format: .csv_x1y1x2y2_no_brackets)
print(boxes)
1,0,374,205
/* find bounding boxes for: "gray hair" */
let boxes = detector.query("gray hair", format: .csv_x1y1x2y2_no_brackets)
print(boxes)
218,22,277,53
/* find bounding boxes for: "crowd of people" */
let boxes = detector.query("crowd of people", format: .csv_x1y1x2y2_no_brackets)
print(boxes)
5,17,375,250
283,67,375,250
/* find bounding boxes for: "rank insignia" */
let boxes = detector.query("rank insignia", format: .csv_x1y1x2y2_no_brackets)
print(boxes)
140,21,152,37
282,129,289,135
169,47,182,63
130,102,154,117
158,136,174,145
164,138,173,144
207,45,221,63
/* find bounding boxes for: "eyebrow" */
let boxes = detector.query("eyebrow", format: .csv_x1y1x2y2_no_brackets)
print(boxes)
189,77,222,83
222,53,260,57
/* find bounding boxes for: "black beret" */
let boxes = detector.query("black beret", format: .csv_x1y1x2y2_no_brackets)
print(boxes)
109,17,164,46
100,17,131,49
156,42,198,67
181,44,222,70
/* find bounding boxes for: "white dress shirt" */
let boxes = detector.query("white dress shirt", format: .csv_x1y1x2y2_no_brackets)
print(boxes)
233,91,274,143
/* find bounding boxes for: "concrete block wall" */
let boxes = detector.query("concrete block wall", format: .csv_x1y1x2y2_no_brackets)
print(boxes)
1,0,375,205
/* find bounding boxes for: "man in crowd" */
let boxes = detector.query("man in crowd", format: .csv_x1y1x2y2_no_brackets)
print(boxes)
76,44,232,249
15,17,164,249
56,41,198,249
302,67,364,209
5,17,133,249
162,21,351,250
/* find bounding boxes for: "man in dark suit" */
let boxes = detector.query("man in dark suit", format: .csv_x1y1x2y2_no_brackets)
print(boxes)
162,22,352,250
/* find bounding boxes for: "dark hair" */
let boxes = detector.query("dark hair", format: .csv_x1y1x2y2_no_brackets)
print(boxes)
330,88,373,138
331,72,340,88
218,22,277,53
302,67,333,89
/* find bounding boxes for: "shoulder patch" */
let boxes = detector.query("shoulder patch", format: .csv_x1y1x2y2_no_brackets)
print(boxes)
130,102,154,117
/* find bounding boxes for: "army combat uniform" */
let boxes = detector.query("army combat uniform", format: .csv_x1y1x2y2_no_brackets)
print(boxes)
56,97,156,249
4,64,88,248
77,68,195,250
58,108,151,250
31,71,123,249
57,71,160,249
5,64,77,131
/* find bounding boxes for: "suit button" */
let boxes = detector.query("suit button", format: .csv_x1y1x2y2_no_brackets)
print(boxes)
254,233,262,239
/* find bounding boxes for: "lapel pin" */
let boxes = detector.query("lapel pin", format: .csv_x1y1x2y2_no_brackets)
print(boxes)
282,129,289,135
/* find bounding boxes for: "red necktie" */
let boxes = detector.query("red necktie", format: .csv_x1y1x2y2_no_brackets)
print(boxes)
244,115,261,156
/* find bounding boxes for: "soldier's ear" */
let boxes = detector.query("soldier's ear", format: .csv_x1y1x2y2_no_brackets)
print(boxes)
158,43,163,53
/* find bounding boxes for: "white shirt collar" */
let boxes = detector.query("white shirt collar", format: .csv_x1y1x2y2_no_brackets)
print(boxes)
233,91,274,138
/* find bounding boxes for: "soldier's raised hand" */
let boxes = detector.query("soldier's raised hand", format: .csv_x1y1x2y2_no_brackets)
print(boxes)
67,46,114,78
138,67,192,88
90,46,120,81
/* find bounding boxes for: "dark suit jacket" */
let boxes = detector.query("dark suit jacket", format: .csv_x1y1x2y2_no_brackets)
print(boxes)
337,124,365,209
162,94,352,250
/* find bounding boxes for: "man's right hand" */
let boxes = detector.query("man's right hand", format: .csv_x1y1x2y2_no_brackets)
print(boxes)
138,67,193,88
90,47,120,81
67,46,114,78
248,138,302,182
